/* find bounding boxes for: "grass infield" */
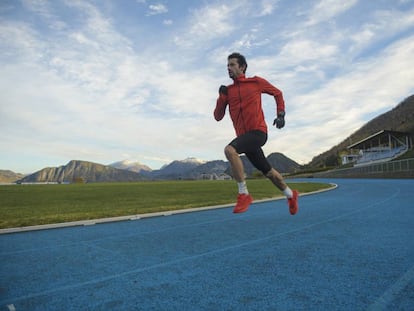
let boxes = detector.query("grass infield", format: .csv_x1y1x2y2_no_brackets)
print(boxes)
0,180,332,229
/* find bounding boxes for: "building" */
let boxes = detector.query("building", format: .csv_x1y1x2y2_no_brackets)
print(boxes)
344,130,412,166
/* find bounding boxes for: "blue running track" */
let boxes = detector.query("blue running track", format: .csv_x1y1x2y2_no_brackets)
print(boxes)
1,178,413,311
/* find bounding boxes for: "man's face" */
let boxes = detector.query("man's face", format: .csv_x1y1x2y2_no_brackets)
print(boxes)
227,58,245,79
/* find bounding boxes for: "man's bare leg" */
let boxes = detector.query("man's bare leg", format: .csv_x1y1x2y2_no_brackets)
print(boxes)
266,168,298,215
224,145,252,213
224,145,245,182
265,168,288,191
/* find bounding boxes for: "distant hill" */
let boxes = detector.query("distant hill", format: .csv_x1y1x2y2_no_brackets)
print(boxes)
0,170,25,183
188,160,229,178
267,152,301,173
18,160,145,183
309,94,414,168
146,154,300,180
224,153,300,177
144,157,207,179
148,159,228,180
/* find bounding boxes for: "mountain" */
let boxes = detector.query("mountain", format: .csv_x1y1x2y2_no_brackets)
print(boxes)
109,160,152,173
145,154,299,180
267,152,301,173
13,152,301,183
223,153,300,177
18,160,145,183
146,157,207,179
182,160,229,179
224,156,254,177
0,170,25,183
309,94,414,168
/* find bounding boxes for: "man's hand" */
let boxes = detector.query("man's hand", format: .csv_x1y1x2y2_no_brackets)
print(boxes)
219,85,228,95
273,111,285,129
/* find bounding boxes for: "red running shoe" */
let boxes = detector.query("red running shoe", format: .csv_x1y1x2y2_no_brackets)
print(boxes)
288,190,299,215
233,194,253,213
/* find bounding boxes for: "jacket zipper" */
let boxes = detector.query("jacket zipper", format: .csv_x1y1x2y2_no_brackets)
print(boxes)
237,81,247,133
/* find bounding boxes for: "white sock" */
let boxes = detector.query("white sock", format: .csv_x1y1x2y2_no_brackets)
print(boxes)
238,181,249,194
283,186,293,199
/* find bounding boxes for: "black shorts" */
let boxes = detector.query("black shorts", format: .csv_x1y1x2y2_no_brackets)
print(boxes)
228,130,272,175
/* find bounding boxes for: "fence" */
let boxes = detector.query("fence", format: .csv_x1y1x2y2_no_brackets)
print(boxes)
314,158,414,179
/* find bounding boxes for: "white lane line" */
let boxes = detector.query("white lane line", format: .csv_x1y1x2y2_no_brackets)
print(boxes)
366,264,414,311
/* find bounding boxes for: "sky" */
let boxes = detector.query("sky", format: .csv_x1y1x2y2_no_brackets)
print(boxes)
1,0,414,174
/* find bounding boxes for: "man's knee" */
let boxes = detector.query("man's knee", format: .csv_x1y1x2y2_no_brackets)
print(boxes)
224,145,237,158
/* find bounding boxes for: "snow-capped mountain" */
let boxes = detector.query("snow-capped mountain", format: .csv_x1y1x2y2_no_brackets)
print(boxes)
148,158,207,179
180,157,206,164
109,160,152,173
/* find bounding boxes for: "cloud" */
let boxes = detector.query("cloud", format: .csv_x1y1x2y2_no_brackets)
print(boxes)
1,0,413,173
255,0,279,16
147,3,168,16
21,0,66,30
172,1,280,52
306,0,358,26
349,7,414,55
174,4,235,48
279,39,338,64
0,1,227,171
266,35,414,164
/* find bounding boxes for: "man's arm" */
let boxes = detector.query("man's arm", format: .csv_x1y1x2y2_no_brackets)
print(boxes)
257,77,285,115
214,85,228,121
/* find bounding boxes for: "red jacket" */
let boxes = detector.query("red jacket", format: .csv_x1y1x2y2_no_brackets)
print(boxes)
214,74,285,137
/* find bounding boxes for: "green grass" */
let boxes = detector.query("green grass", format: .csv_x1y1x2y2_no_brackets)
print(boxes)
0,180,333,229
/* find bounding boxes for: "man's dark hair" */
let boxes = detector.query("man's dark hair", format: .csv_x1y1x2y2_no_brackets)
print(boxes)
228,52,248,73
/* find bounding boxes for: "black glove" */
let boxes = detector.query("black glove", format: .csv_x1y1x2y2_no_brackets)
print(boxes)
273,111,285,129
219,85,228,95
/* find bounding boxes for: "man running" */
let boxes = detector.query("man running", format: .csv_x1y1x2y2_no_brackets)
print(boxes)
214,52,299,214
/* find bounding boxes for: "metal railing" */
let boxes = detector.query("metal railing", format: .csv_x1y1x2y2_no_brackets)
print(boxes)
352,158,414,173
315,158,414,178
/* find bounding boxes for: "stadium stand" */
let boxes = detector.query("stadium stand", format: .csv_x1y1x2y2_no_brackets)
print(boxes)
345,130,412,166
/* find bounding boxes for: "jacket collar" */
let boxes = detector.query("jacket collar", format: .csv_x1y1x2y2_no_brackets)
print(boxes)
233,74,246,83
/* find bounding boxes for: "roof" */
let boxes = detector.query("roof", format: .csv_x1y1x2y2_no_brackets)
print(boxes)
347,130,409,149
